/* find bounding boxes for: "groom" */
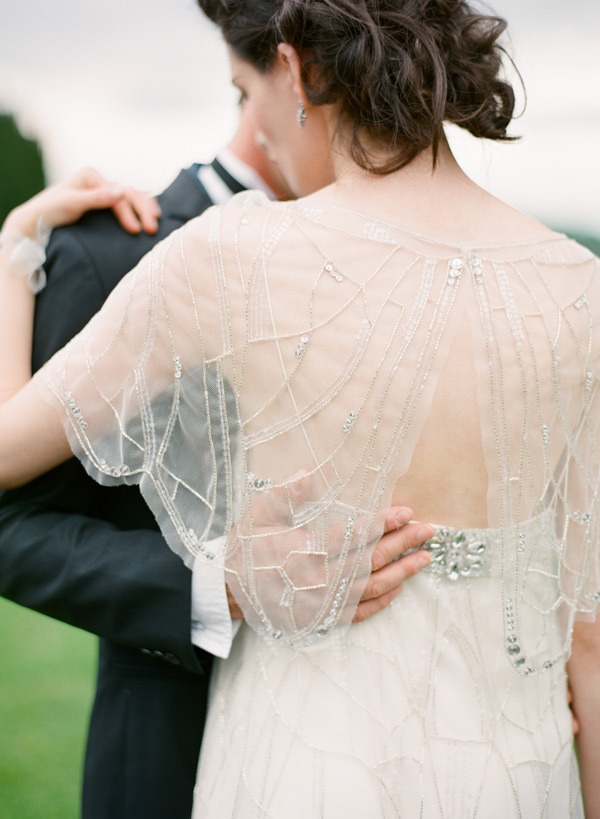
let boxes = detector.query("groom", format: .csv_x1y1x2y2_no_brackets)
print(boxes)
0,107,286,819
0,107,430,819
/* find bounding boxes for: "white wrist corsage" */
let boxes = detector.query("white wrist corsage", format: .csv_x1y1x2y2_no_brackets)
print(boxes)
0,218,52,294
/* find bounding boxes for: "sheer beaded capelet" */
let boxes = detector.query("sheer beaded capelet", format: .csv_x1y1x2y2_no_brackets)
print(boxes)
36,191,600,665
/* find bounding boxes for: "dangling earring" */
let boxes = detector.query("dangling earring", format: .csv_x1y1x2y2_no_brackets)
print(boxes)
296,100,307,129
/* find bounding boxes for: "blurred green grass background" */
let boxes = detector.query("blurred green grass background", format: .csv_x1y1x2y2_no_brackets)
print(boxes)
0,599,95,819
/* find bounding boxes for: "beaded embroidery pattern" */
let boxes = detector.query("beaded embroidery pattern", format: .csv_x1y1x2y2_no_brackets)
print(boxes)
39,190,600,816
41,190,600,646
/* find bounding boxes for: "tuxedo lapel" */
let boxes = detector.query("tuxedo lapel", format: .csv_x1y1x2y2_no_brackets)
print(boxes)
158,167,214,225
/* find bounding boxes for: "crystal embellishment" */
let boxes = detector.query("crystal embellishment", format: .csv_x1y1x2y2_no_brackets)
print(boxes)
186,527,216,559
504,598,536,675
99,459,130,478
324,261,344,282
295,335,310,358
173,356,182,379
314,577,349,638
342,411,357,433
447,257,464,285
469,254,483,278
425,528,487,580
247,472,273,492
66,390,88,429
343,515,356,543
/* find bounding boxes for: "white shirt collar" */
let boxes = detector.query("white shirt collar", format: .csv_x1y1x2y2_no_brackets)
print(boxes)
196,149,277,206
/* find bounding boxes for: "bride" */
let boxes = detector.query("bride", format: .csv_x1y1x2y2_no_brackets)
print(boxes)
1,0,599,815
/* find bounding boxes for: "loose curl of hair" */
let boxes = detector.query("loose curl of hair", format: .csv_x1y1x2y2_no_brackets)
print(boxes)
198,0,518,174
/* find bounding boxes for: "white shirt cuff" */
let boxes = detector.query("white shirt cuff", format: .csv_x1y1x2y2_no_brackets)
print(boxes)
190,536,240,659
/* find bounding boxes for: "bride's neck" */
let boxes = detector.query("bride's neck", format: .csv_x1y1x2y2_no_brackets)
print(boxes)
330,137,476,204
314,136,542,246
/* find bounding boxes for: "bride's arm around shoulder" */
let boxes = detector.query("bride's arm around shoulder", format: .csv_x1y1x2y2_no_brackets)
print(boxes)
0,169,162,490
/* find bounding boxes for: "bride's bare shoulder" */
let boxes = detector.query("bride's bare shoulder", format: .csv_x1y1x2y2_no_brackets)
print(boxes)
480,194,559,243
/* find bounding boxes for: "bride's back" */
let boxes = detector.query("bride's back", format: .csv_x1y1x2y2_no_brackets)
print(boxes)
183,187,598,542
304,159,575,530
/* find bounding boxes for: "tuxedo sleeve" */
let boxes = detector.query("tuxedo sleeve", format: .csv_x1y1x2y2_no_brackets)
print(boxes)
0,219,208,674
0,500,207,672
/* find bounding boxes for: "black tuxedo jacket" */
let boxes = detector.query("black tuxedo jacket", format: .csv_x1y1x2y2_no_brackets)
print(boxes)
0,167,223,819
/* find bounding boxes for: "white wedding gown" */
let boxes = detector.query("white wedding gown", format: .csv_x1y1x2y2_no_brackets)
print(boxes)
195,515,583,817
37,191,600,817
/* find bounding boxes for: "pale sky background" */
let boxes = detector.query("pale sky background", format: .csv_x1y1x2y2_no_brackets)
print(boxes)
0,0,599,234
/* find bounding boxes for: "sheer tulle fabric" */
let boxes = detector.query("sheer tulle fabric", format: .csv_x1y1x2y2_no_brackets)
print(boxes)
36,191,599,813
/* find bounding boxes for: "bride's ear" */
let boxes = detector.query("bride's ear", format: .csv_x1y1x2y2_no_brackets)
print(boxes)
276,43,309,106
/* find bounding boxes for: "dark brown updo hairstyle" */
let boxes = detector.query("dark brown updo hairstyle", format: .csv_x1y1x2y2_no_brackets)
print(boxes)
197,0,517,174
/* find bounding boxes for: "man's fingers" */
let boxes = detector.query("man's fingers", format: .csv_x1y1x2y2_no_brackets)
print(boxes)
372,519,435,570
226,583,244,620
353,586,401,624
382,505,414,534
360,548,431,604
